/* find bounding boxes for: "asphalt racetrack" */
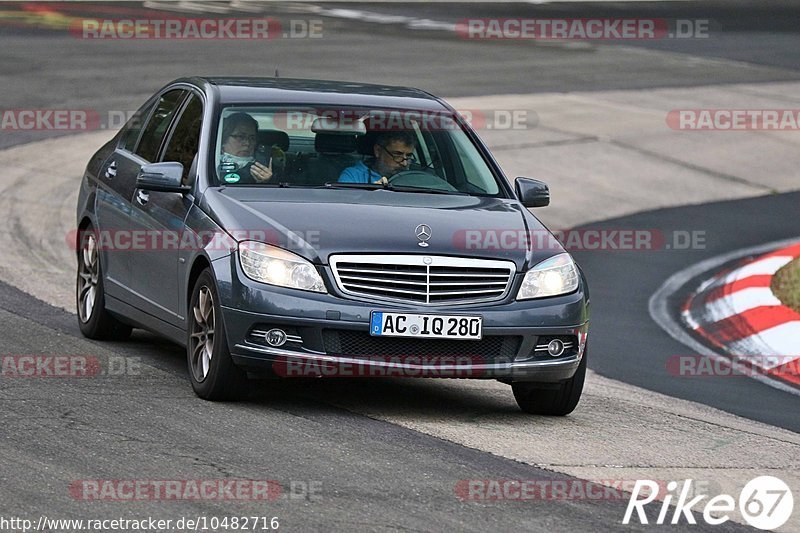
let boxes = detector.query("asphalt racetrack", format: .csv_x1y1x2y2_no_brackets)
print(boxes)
1,1,799,531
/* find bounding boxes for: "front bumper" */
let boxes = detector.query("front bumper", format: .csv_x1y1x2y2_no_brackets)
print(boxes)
231,341,583,381
214,254,589,382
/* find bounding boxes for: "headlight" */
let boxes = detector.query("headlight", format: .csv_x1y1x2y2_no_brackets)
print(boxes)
517,253,579,300
238,241,326,293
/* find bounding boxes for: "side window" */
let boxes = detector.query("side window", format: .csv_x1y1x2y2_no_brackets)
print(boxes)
162,95,203,183
136,90,187,162
120,100,156,153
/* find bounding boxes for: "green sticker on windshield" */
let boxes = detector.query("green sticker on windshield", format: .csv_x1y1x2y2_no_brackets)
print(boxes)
223,173,241,183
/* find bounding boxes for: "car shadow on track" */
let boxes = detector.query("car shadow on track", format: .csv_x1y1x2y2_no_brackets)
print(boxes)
91,329,532,417
248,377,522,417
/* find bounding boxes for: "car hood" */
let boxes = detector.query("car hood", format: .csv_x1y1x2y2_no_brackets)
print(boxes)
202,188,565,270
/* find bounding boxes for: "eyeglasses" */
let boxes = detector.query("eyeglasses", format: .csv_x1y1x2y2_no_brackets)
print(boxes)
380,145,416,164
230,133,257,143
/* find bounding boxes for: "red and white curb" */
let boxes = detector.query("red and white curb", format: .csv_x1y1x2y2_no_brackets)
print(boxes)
681,242,800,385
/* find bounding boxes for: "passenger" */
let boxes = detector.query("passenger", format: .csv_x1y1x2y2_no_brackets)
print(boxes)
339,131,416,185
218,112,273,184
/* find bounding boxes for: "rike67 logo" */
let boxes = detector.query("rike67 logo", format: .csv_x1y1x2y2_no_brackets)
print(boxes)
624,476,793,530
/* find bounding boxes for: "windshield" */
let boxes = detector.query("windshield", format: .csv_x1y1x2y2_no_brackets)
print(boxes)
214,106,503,196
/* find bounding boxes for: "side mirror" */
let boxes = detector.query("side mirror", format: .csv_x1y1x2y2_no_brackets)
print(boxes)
515,177,550,208
136,162,190,193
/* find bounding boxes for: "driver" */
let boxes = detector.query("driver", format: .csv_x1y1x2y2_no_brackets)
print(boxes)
218,112,273,184
339,131,416,185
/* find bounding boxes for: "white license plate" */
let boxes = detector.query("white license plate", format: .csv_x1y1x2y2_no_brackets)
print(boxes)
370,312,482,340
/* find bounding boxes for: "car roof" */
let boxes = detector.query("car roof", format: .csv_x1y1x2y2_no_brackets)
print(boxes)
175,77,449,111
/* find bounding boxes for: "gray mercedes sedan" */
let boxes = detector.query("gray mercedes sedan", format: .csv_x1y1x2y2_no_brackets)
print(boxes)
75,77,589,415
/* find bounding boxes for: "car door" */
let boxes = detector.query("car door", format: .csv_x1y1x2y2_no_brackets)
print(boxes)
128,92,203,328
99,89,189,306
94,97,158,300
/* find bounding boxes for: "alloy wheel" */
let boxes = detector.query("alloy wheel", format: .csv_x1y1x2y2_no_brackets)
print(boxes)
77,233,99,323
190,286,215,382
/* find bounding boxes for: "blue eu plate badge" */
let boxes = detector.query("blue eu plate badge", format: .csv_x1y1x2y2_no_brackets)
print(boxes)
370,312,383,336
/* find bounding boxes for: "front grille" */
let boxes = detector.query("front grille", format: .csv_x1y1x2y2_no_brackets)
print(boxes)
322,329,521,360
330,255,515,305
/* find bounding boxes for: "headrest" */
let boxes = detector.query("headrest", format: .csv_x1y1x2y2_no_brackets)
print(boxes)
315,133,356,154
257,129,290,151
356,131,378,155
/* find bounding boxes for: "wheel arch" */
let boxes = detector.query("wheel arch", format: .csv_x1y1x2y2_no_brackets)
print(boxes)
187,255,212,308
76,216,95,261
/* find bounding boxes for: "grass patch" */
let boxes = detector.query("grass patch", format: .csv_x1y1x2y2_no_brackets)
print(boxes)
772,256,800,314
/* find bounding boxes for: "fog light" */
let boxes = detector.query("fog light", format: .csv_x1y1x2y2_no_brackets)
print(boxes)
547,339,565,357
266,329,287,347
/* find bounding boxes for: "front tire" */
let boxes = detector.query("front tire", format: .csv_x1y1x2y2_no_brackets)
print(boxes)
188,269,249,400
512,348,587,416
76,226,132,340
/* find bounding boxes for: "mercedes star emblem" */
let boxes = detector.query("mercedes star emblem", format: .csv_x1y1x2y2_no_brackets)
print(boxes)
415,224,432,247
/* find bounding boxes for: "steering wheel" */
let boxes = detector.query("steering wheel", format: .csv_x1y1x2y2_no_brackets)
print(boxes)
387,170,458,192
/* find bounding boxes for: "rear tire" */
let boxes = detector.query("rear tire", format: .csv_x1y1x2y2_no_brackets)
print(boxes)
76,225,132,341
187,269,249,401
512,348,587,416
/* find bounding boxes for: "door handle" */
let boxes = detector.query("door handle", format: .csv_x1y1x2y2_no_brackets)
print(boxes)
136,190,149,206
104,161,117,179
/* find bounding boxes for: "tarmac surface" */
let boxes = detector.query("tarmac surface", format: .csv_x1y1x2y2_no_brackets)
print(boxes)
1,1,799,530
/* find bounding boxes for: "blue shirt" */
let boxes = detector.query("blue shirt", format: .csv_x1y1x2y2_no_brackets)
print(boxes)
338,160,383,184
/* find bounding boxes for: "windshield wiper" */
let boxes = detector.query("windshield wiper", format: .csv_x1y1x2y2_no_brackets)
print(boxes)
222,182,298,188
318,182,467,195
384,184,467,196
316,182,383,190
261,182,297,188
